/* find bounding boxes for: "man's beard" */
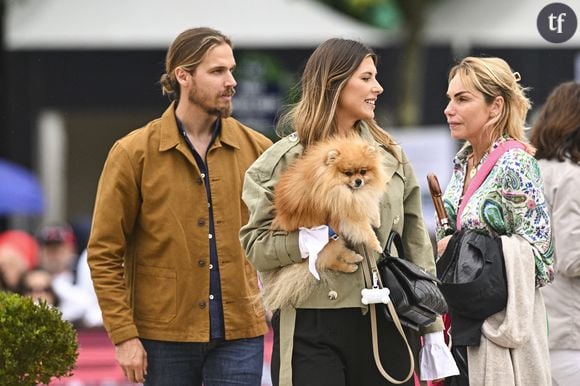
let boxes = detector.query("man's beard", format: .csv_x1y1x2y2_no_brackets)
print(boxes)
188,87,234,118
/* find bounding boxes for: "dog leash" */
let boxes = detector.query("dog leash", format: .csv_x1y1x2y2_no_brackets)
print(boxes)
361,245,415,384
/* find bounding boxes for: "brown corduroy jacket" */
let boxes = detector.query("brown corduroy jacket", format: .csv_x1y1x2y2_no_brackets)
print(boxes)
88,103,272,345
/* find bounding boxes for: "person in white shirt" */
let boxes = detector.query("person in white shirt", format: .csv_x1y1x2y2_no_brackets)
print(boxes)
37,223,102,328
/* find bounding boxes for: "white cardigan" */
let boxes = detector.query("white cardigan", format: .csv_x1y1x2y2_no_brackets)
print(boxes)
539,159,580,350
467,235,551,386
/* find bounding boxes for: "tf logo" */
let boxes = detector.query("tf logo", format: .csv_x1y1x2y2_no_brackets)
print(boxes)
537,2,578,43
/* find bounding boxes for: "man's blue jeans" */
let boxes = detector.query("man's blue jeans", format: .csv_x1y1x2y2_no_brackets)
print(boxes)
141,336,264,386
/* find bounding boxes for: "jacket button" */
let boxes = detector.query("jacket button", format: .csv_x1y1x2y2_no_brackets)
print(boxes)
327,290,338,300
197,218,206,226
198,301,206,309
197,260,206,267
393,216,400,224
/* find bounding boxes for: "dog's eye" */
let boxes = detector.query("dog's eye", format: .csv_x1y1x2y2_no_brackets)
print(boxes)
360,169,367,176
344,170,354,177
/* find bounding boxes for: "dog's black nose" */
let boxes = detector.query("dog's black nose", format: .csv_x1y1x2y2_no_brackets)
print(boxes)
354,178,363,187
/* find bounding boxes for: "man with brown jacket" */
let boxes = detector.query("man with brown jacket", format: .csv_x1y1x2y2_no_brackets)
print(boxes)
87,27,271,385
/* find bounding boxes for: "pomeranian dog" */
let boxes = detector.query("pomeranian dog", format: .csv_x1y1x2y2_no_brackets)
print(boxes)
261,134,389,311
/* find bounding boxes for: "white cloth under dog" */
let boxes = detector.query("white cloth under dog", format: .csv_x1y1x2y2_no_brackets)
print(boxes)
467,235,551,386
298,225,330,280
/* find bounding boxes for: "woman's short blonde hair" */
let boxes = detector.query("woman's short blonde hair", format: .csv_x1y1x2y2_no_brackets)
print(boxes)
448,56,531,146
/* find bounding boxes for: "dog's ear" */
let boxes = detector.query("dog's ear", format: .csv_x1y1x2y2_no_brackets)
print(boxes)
365,145,377,156
326,149,340,165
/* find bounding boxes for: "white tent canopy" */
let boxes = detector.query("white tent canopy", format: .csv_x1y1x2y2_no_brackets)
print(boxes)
5,0,395,50
7,0,578,51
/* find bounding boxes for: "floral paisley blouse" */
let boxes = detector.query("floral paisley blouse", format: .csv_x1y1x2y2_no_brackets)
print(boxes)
437,137,554,287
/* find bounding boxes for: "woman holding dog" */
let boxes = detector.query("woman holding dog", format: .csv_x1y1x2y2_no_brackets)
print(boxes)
240,38,457,386
436,57,554,385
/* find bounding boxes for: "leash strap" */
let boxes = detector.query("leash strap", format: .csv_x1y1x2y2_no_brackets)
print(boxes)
361,246,415,384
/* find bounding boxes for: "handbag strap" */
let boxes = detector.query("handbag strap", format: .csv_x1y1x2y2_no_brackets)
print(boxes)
361,245,415,384
385,230,407,260
456,140,526,230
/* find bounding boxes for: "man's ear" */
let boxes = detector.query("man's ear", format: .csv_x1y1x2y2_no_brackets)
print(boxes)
175,67,190,87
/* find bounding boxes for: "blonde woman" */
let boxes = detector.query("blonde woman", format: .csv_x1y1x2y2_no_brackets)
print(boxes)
437,57,554,385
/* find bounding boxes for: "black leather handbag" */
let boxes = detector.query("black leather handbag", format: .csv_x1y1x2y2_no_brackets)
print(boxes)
377,231,448,330
436,229,507,346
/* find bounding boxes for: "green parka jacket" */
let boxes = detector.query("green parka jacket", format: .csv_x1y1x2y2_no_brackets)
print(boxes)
240,127,442,331
240,127,443,384
88,103,271,345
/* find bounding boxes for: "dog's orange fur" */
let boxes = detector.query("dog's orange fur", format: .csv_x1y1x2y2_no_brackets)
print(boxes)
261,135,388,310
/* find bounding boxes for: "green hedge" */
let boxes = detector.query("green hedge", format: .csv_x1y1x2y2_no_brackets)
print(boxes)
0,291,78,385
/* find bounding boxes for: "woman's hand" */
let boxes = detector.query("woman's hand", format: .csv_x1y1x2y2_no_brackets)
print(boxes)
437,235,453,257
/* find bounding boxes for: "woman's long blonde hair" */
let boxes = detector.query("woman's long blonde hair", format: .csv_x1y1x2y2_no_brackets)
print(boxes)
276,38,397,156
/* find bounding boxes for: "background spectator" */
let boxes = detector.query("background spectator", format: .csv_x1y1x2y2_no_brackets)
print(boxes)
36,223,95,328
531,81,580,386
0,230,39,292
36,223,77,277
75,248,103,328
18,267,60,307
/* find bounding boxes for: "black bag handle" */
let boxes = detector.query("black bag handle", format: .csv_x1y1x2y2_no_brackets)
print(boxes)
384,231,407,261
383,231,442,284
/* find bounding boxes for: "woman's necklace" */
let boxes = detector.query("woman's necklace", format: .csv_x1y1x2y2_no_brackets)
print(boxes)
468,154,482,179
